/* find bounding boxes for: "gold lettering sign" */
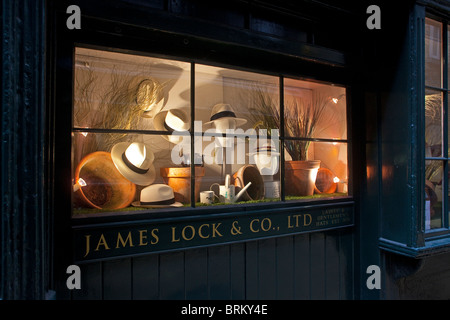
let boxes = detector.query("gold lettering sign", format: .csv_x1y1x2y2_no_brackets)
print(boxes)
75,205,353,262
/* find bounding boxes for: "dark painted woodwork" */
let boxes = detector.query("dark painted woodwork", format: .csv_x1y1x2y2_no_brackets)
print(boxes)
72,229,354,300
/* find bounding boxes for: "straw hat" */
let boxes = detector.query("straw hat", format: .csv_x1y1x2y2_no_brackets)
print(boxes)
111,142,156,186
132,184,183,208
204,103,247,127
135,78,165,118
153,109,190,142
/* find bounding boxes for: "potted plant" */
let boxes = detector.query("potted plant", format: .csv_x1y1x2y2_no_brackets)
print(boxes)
249,88,328,196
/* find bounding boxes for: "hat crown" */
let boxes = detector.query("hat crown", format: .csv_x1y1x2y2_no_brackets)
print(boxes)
253,142,278,153
125,142,151,169
140,184,174,202
165,109,187,131
211,103,232,114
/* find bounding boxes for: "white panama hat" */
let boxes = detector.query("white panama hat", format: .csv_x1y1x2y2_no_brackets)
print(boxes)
132,184,183,208
204,103,247,127
153,109,190,143
111,142,156,186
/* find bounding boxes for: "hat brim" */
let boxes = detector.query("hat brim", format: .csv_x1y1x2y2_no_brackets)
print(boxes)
204,117,247,127
247,150,281,156
131,201,183,208
111,142,156,186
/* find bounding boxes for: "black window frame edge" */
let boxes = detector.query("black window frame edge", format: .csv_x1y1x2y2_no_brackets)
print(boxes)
49,4,356,269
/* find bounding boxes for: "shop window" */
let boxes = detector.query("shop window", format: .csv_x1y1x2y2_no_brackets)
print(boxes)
72,47,348,217
424,17,449,231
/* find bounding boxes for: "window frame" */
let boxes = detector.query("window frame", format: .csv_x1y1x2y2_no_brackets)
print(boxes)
424,14,450,238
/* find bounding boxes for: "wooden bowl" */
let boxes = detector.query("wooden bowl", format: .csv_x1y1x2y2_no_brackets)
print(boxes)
74,151,136,210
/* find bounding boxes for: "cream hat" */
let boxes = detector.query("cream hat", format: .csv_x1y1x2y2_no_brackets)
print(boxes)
153,109,190,142
204,103,247,127
132,184,183,208
111,142,156,186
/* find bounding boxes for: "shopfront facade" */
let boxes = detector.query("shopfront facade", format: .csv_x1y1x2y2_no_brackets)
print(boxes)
2,0,450,300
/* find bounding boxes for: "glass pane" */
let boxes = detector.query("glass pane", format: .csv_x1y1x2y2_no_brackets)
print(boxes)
425,18,442,88
74,47,191,130
284,78,347,145
284,141,348,199
194,64,281,206
425,160,443,230
425,89,443,157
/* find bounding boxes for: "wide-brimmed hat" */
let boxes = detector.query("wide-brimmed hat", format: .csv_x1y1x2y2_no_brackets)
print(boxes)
153,109,190,142
132,184,183,208
204,103,247,127
111,142,156,186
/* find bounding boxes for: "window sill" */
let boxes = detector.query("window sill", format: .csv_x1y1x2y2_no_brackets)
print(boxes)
379,236,450,258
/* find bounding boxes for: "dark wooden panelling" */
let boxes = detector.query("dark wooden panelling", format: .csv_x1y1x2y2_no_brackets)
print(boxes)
230,243,246,299
275,236,294,299
103,259,132,299
208,246,231,299
293,233,310,299
132,254,159,299
73,229,353,300
159,251,185,299
185,248,208,299
73,263,102,299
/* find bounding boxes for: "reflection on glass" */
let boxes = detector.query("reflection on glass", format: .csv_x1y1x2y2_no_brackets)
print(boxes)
425,89,443,158
425,160,443,230
425,18,442,88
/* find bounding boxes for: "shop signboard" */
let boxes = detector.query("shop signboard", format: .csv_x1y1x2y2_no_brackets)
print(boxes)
73,203,353,262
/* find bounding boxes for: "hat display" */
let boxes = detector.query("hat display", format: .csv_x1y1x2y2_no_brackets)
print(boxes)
247,141,280,156
153,109,190,143
111,142,156,186
204,103,247,127
132,184,183,208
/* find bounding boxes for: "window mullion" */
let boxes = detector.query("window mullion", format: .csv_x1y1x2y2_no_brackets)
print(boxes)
443,23,449,228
